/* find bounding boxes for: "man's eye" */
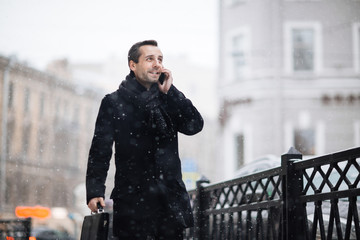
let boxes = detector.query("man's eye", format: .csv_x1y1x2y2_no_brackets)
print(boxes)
146,58,152,61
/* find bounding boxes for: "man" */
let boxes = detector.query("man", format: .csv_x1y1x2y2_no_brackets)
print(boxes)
86,40,204,239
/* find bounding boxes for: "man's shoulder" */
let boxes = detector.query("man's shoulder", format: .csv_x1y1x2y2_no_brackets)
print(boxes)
104,89,122,103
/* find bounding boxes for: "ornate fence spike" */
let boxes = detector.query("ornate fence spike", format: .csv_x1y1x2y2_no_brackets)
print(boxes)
286,146,302,155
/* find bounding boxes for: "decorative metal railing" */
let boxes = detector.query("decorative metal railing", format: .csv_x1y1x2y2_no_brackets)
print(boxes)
0,218,31,240
184,147,360,240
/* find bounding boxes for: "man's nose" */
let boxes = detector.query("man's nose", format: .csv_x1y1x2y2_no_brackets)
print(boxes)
153,60,162,68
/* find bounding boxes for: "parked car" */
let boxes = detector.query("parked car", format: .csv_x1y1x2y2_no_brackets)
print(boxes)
305,161,360,239
233,155,280,204
234,155,280,178
31,227,75,240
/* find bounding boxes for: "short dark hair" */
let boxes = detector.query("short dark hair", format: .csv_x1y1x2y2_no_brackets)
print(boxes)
128,40,158,66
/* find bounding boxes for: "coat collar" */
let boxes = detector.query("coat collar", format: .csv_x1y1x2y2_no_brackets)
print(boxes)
120,72,157,93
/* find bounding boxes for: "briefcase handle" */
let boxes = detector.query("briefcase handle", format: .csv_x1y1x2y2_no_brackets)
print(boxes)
91,202,105,214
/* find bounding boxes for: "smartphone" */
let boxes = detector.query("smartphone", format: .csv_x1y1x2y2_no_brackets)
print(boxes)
159,73,166,84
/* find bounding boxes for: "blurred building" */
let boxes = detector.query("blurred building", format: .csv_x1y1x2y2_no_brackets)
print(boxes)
218,0,360,178
0,56,103,218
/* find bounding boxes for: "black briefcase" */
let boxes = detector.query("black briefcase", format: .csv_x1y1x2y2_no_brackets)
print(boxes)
80,204,109,240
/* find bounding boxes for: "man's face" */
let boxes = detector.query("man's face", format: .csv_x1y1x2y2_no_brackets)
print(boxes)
130,45,163,89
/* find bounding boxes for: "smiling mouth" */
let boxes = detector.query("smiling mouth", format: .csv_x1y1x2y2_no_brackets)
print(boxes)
149,71,161,79
149,71,160,75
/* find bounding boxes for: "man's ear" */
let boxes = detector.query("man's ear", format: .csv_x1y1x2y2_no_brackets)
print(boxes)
129,60,136,71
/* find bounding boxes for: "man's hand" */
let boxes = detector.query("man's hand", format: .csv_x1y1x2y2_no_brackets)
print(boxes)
88,197,105,213
158,68,173,94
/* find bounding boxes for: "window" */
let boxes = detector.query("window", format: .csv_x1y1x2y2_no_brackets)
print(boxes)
5,177,11,204
38,128,46,162
294,128,315,155
6,120,15,155
54,131,69,163
22,125,31,158
353,22,360,73
235,134,245,168
39,92,45,118
36,184,46,205
284,22,322,74
55,98,61,118
19,177,30,204
224,0,245,7
63,100,69,121
233,35,247,78
8,82,14,109
292,29,314,71
225,27,251,81
24,87,30,113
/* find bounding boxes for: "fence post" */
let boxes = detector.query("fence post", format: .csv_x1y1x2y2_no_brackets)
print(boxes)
24,218,32,239
281,147,305,240
194,177,210,240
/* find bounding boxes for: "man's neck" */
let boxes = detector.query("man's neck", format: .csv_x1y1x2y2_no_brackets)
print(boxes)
135,78,154,91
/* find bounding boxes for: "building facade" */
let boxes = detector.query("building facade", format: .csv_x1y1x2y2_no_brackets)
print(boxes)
0,56,102,217
218,0,360,178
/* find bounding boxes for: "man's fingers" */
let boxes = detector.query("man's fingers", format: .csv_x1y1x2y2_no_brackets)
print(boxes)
87,197,105,212
99,198,106,207
158,69,173,94
87,200,97,212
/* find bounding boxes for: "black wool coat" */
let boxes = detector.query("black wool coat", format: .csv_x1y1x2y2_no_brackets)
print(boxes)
86,75,204,228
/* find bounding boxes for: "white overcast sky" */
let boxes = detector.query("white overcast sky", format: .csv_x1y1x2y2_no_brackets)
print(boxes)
0,0,218,69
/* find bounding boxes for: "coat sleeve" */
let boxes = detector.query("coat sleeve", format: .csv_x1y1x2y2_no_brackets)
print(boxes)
164,85,204,135
86,95,115,204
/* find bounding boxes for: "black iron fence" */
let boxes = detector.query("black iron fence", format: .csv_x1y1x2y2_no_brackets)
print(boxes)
0,218,31,240
184,147,360,240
